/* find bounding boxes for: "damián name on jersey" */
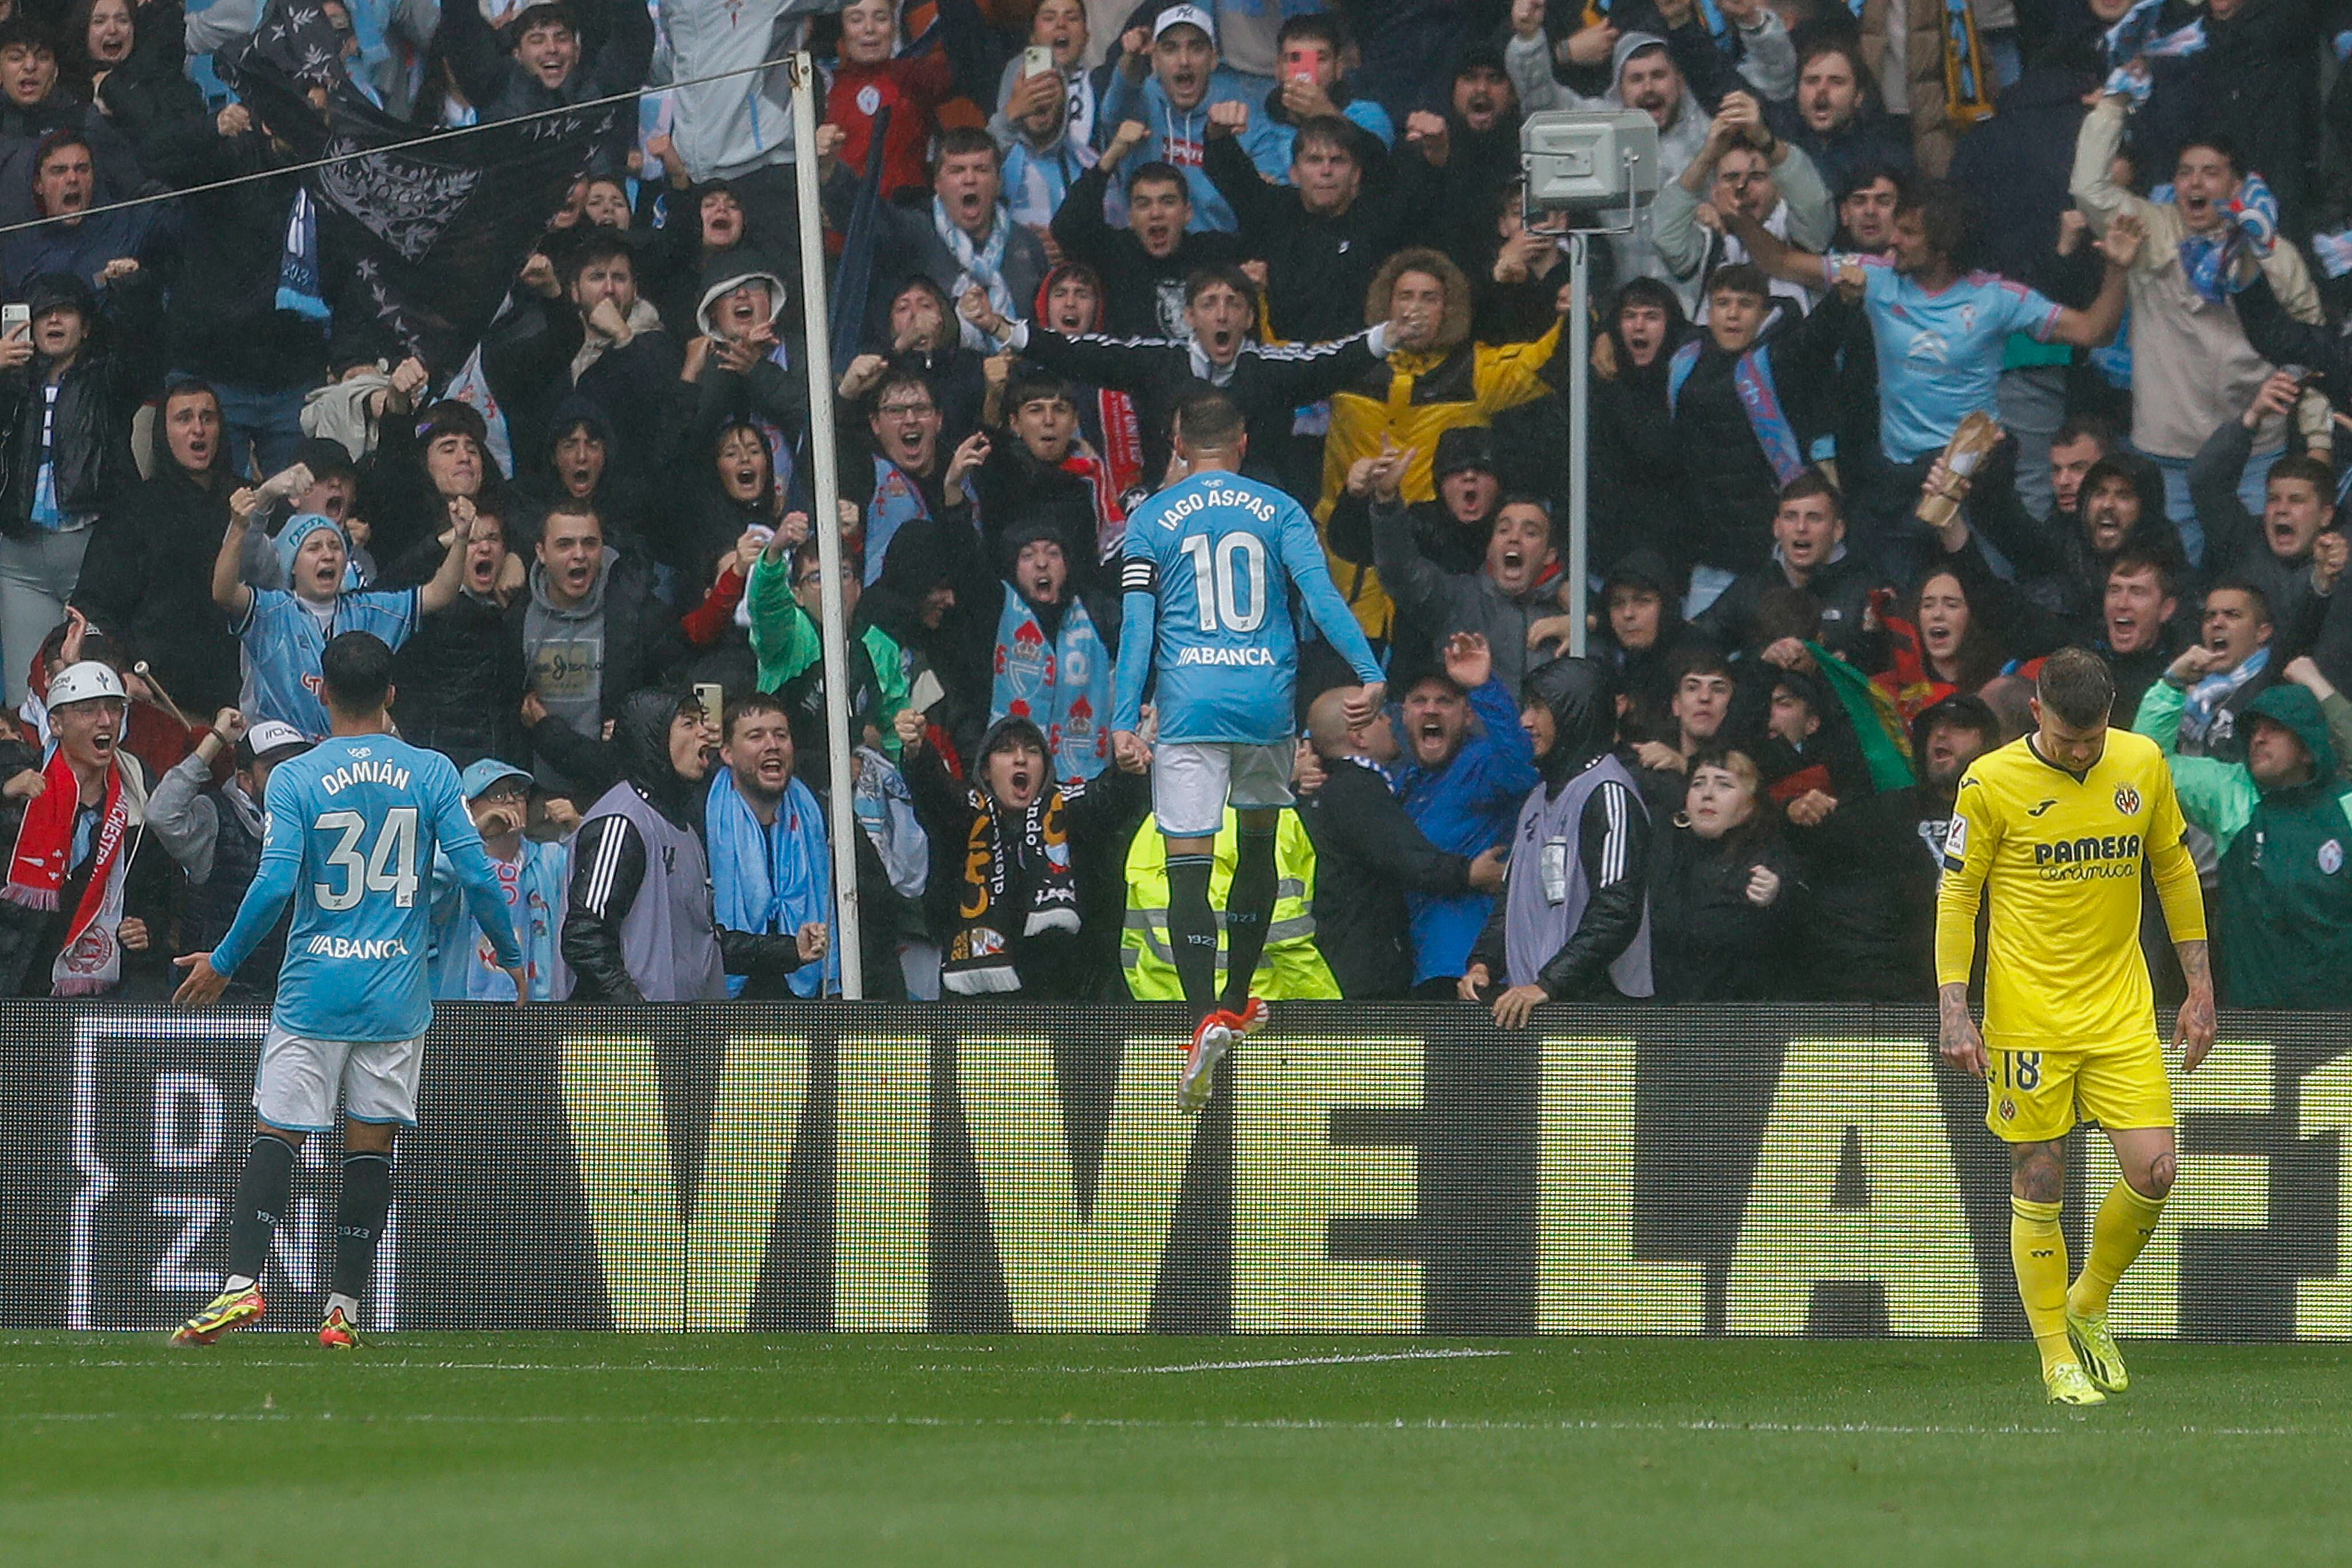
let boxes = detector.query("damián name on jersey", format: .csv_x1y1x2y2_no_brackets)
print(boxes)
317,758,414,795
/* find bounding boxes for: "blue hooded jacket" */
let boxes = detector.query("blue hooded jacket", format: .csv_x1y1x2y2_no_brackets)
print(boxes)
1097,64,1286,233
1394,675,1540,984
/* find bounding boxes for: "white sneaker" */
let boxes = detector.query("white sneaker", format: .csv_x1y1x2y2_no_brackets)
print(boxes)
1179,1013,1233,1114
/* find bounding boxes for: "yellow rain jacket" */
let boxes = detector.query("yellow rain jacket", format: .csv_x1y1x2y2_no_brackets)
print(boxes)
1315,253,1566,639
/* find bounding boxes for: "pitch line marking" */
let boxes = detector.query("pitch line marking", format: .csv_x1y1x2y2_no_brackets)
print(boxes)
1132,1348,1512,1373
4,1411,2304,1439
36,1349,1512,1375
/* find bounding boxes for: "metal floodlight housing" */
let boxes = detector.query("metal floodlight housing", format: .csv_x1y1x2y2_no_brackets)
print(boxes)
1520,109,1663,235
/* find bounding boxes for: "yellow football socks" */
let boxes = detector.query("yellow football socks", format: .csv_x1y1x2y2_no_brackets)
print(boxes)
2068,1179,2166,1320
2011,1195,2073,1374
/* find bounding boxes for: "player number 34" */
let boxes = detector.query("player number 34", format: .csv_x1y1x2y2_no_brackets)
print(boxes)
313,806,421,911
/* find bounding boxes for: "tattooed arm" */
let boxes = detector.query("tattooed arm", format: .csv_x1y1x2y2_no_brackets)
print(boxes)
2173,940,2215,1073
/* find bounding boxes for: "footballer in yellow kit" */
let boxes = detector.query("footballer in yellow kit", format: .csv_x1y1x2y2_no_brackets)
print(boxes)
1934,649,2214,1408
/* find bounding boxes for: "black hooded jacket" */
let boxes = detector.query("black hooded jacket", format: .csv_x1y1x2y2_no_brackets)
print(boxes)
384,530,528,771
670,422,782,627
862,516,1000,755
1645,813,1802,1002
70,391,242,713
656,249,808,574
560,687,808,1001
0,270,158,539
1579,288,1686,582
1598,548,1698,741
520,393,652,558
1468,657,1651,999
1946,447,2185,640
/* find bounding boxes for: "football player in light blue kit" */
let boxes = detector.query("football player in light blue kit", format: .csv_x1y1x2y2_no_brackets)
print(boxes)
1111,389,1386,1110
167,632,524,1351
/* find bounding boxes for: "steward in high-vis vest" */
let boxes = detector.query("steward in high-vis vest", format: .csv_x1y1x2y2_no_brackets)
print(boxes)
1121,806,1338,1000
2136,675,2352,1007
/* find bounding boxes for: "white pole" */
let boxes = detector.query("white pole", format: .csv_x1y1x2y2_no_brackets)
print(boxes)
789,51,864,998
1567,231,1590,659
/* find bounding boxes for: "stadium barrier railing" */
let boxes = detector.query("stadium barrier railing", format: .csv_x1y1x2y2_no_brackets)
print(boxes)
8,1001,2345,1337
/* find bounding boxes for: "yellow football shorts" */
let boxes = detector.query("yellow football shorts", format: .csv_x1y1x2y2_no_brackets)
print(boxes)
1984,1035,2174,1143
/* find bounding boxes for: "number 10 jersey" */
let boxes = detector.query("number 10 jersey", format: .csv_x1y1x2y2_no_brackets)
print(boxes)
1112,470,1382,747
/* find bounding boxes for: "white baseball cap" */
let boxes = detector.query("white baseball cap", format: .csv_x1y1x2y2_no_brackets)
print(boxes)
47,660,125,709
241,720,310,762
1154,3,1216,43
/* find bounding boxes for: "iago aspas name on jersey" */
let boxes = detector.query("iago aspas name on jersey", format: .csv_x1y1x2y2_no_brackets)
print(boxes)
1152,484,1280,528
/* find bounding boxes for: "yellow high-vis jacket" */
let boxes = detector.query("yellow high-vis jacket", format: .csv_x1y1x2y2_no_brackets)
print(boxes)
1120,808,1339,1001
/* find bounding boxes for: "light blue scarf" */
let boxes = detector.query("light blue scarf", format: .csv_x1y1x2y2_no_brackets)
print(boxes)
935,194,1015,353
2177,172,2278,306
990,592,1114,783
1667,339,1803,485
706,768,835,998
2100,0,2205,106
276,188,330,322
2181,645,2269,751
864,454,930,584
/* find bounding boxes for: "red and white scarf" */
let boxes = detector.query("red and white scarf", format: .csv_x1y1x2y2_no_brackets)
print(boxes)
1060,449,1130,565
1094,388,1144,499
2,748,133,995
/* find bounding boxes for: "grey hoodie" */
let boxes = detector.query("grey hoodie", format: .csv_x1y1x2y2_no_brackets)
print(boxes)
655,0,846,182
1504,30,1714,294
523,547,616,739
695,259,792,340
1370,494,1562,695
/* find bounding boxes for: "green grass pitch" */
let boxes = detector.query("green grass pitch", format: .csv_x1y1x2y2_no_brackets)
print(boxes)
7,1332,2351,1565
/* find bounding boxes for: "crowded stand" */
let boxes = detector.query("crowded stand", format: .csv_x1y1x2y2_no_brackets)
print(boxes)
2,0,2347,1018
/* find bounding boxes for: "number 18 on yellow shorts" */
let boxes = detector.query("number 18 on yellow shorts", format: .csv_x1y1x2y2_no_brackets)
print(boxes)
1985,1037,2174,1143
